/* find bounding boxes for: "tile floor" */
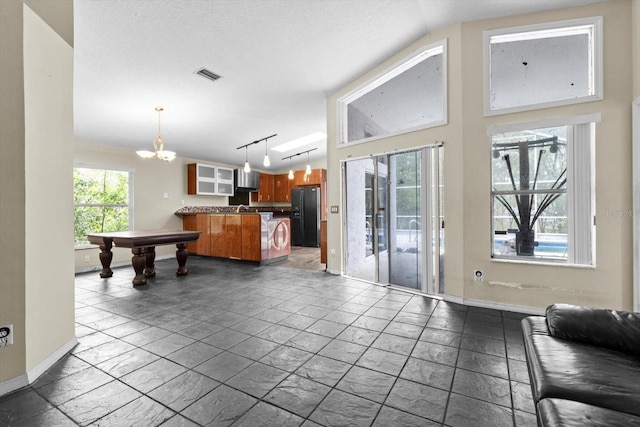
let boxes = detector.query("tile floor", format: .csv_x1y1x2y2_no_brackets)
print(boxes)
0,256,537,426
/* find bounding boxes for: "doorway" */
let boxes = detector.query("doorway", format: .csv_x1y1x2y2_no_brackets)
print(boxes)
344,145,443,294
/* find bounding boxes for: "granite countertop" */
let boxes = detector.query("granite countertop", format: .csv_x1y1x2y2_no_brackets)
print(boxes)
175,206,291,216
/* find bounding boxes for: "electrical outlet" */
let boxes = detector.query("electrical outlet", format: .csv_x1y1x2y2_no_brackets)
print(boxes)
163,192,169,199
84,255,91,263
330,249,336,257
0,324,13,347
474,270,484,282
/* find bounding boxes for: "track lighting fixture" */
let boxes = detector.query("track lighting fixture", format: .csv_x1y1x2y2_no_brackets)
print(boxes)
237,134,277,172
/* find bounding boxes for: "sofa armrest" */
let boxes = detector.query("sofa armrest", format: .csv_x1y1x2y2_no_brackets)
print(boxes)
546,303,640,356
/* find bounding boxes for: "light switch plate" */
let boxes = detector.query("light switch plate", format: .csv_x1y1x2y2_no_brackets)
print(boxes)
330,206,339,213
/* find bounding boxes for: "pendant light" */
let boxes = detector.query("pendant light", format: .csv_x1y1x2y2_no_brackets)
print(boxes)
237,134,277,172
136,107,176,162
305,151,312,175
243,146,251,173
282,147,316,180
263,137,271,167
288,158,294,179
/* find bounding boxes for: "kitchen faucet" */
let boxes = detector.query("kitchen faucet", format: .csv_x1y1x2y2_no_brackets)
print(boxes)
236,204,245,213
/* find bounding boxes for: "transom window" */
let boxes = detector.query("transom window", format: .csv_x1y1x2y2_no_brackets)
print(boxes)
484,17,602,115
338,40,447,146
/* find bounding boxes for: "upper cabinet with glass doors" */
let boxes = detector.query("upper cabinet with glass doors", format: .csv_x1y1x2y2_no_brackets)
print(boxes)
187,163,235,196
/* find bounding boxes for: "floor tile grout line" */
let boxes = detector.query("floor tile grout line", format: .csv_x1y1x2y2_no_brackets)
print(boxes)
4,258,533,426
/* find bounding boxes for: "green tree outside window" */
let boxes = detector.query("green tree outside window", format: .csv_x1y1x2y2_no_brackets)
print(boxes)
74,168,130,245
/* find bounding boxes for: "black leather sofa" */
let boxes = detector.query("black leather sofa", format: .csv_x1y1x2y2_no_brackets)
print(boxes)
521,303,640,426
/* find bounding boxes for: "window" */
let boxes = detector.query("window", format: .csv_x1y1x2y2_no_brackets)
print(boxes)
74,166,132,245
484,17,602,115
338,40,447,146
491,115,597,265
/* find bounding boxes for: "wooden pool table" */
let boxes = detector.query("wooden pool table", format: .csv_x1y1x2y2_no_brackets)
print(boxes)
86,230,201,286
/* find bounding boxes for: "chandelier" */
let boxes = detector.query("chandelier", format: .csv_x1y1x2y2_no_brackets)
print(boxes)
136,107,176,162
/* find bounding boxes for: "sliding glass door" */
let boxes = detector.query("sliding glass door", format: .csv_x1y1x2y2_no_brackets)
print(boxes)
344,145,443,294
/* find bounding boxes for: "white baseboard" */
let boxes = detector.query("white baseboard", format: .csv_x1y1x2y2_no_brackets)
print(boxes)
0,373,28,398
0,336,78,398
443,295,545,316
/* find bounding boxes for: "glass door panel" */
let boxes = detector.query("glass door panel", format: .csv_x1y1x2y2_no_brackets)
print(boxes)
345,158,376,282
389,151,422,289
344,146,443,294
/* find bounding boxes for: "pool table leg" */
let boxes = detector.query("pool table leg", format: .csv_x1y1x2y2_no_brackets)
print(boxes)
144,246,156,278
98,239,114,278
176,242,189,276
131,247,147,286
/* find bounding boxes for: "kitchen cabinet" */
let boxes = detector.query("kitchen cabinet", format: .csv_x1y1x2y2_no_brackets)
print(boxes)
241,214,261,261
251,173,274,202
181,213,289,263
216,167,235,196
187,163,235,196
274,173,292,202
225,214,242,259
209,214,227,258
182,214,210,255
320,220,327,264
293,168,325,187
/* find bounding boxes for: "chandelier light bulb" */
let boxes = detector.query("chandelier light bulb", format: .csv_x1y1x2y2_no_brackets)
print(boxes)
244,160,251,173
288,169,294,179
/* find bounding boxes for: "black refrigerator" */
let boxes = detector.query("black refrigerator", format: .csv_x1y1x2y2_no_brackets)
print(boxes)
291,186,320,247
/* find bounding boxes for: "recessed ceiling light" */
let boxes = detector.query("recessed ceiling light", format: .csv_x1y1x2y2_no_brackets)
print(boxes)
272,132,326,152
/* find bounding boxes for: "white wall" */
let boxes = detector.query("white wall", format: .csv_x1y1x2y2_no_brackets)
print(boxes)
0,0,75,392
0,0,28,385
23,2,75,373
327,0,635,311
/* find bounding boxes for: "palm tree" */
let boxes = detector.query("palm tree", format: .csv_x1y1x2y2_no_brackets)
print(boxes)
493,137,566,256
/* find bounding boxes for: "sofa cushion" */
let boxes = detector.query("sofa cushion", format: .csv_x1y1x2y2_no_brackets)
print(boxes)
546,303,640,357
522,316,640,417
538,398,640,427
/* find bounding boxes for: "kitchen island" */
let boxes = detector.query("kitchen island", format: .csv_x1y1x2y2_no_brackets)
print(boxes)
179,210,290,264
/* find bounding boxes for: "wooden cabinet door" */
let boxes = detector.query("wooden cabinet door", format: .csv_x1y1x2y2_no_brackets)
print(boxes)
274,174,292,202
241,214,262,261
262,173,275,202
182,214,210,255
320,220,327,264
209,215,227,258
293,169,325,186
251,173,275,202
225,214,242,259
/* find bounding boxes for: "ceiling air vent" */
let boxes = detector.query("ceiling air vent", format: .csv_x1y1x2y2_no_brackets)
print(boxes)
195,68,222,82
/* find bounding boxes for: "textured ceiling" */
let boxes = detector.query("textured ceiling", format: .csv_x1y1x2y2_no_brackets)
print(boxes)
73,0,609,171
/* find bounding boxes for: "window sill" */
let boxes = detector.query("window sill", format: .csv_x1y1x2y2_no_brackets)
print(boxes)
491,257,595,269
75,244,98,250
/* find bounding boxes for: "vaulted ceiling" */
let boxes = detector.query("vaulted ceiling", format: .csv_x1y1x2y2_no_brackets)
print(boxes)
73,0,609,170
